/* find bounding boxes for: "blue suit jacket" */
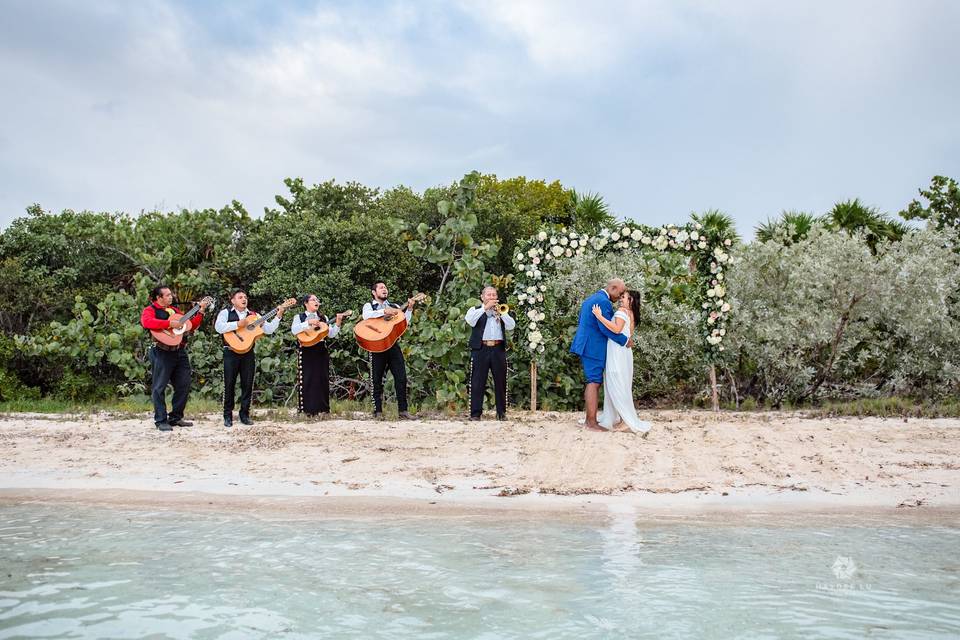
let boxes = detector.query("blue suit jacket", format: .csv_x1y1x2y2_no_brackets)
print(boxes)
569,290,628,361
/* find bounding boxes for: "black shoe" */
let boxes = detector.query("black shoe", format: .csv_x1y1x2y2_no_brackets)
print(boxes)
224,416,233,428
497,413,506,421
239,416,254,426
169,419,193,427
156,421,173,431
469,415,481,421
398,411,415,420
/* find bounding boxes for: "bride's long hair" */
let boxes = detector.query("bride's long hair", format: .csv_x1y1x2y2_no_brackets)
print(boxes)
623,290,642,320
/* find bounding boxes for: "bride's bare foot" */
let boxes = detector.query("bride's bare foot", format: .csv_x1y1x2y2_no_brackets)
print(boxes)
581,421,606,432
612,424,632,433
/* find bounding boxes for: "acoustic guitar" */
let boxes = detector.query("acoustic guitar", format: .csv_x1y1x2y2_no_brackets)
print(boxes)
150,296,214,347
223,298,297,354
354,293,427,353
296,310,353,347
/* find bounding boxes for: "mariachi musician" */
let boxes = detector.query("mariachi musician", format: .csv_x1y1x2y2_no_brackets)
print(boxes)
291,294,347,417
215,290,286,427
362,281,418,419
464,285,515,421
140,285,211,431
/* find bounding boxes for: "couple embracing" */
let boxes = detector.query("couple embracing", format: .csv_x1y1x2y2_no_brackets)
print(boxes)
570,278,651,435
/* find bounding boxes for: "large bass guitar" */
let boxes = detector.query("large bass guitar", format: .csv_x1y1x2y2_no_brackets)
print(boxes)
354,293,426,353
223,298,297,354
296,310,353,347
150,296,214,347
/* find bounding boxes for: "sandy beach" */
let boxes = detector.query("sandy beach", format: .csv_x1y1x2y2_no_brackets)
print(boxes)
1,409,958,516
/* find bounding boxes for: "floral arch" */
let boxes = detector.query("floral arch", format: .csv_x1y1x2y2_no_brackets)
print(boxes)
512,222,735,410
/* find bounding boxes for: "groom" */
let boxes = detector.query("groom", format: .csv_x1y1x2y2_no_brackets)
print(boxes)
570,278,630,431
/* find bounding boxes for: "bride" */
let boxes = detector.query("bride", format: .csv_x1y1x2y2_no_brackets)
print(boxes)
591,290,652,436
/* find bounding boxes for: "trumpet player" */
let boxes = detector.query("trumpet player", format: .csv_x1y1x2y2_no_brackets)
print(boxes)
465,285,515,421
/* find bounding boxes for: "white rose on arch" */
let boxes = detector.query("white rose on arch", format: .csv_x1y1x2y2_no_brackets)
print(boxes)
538,231,548,241
551,245,564,257
560,236,568,246
527,309,538,320
611,232,621,241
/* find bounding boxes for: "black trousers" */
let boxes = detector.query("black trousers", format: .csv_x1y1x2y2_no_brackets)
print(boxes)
470,345,507,417
149,346,192,425
371,343,408,412
298,343,330,415
223,348,255,419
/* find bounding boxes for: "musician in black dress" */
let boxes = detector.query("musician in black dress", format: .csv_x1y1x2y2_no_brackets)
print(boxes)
465,285,515,421
291,294,346,417
214,290,285,427
362,281,418,419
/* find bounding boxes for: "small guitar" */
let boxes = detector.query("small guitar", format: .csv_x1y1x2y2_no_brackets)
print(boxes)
297,310,353,347
354,293,427,353
150,296,214,347
223,298,297,354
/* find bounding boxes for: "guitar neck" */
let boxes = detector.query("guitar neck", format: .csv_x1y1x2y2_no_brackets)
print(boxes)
251,308,278,328
180,303,202,323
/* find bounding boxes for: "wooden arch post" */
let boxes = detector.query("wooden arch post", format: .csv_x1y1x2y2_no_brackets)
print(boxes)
530,361,538,411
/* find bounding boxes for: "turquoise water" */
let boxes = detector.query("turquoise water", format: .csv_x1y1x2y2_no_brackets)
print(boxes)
0,504,958,639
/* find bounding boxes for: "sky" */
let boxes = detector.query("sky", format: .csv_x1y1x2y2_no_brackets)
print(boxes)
1,0,958,236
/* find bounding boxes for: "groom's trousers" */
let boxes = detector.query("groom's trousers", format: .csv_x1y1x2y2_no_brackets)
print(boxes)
470,343,507,418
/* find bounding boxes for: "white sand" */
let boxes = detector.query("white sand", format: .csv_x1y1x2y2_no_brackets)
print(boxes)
1,409,958,515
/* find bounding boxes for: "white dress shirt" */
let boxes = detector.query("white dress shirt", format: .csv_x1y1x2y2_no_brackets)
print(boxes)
362,299,412,322
291,311,340,339
465,305,516,340
215,307,281,335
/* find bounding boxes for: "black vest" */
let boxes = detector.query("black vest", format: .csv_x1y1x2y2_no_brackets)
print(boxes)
469,307,505,350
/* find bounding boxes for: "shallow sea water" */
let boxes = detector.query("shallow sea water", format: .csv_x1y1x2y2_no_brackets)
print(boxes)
0,503,958,639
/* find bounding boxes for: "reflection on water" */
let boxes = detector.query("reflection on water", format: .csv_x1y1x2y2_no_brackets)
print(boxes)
0,503,958,639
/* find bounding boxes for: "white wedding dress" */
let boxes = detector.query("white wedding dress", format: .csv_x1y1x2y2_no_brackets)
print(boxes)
598,310,651,434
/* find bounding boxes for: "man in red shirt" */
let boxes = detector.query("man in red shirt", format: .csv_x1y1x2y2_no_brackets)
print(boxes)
140,285,209,431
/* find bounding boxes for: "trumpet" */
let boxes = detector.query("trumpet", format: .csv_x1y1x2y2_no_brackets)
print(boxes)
495,303,510,316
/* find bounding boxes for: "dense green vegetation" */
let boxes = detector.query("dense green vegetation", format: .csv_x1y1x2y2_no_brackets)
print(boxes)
2,173,957,412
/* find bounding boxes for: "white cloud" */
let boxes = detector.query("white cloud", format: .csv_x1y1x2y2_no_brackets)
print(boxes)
0,0,957,236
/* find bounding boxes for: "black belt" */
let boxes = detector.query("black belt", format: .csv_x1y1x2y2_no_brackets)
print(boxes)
154,342,185,352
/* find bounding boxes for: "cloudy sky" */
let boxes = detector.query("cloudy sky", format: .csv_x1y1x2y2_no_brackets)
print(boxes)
1,0,958,235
